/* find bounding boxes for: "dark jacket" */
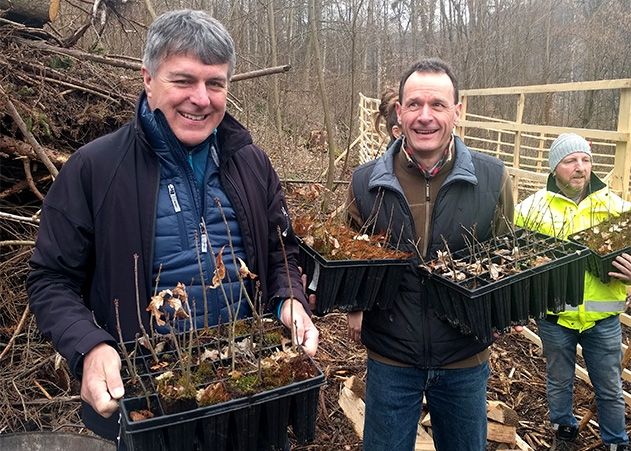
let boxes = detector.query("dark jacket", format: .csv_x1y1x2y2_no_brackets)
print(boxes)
350,137,507,367
27,94,307,439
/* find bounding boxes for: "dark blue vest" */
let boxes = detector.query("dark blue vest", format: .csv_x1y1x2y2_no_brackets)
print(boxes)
140,101,251,331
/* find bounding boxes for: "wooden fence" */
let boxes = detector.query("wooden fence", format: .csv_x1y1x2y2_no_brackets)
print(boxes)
355,79,631,202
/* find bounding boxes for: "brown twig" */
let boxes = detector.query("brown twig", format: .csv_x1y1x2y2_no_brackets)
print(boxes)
0,305,30,362
21,157,45,200
133,254,159,363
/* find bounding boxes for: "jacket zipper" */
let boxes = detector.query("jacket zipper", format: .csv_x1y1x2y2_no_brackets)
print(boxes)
423,178,431,258
168,184,181,212
167,183,190,249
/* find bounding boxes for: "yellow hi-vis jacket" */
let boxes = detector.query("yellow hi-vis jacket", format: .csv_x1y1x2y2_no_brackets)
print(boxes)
515,174,630,332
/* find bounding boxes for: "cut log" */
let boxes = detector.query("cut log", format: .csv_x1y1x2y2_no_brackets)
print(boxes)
514,433,535,451
0,136,68,166
415,422,436,450
338,377,365,438
487,400,520,426
487,421,517,445
0,0,59,27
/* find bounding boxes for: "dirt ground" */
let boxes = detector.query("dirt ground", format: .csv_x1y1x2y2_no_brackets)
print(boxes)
294,313,631,451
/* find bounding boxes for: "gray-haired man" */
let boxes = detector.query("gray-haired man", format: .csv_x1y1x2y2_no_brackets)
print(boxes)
28,9,318,444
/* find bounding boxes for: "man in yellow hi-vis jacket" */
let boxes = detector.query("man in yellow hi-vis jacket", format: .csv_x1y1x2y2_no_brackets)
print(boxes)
515,133,631,451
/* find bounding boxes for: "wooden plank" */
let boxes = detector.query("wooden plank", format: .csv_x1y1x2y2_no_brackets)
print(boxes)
612,87,631,198
513,93,526,169
514,433,535,451
415,425,436,451
461,79,631,96
487,401,520,426
338,383,365,439
487,421,517,445
460,120,627,142
506,167,549,182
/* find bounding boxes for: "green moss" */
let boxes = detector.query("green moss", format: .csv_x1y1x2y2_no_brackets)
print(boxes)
228,373,260,394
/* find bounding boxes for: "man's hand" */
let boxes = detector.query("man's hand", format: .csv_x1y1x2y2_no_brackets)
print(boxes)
80,343,124,418
493,325,524,339
300,272,317,312
609,253,631,284
279,298,319,356
347,311,363,343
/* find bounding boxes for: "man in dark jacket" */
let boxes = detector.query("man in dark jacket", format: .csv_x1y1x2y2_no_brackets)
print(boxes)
27,9,318,444
346,58,515,450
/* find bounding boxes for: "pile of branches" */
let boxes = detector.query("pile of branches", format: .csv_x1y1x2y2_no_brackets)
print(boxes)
0,23,141,206
0,20,144,435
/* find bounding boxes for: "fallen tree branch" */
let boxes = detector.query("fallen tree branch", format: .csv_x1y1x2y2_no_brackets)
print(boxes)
22,157,45,200
25,39,143,70
0,135,68,166
0,211,40,224
20,40,291,83
0,240,35,247
0,84,58,178
10,395,81,406
0,176,52,199
230,64,292,82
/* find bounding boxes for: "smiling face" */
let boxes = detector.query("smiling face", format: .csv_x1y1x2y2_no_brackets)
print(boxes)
142,54,229,146
554,152,592,199
396,71,461,164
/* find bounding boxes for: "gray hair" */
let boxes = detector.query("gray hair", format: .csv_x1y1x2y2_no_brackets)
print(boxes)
143,10,236,79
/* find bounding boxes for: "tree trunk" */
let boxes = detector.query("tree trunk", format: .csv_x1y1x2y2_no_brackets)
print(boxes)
309,0,336,211
267,0,283,135
0,0,59,27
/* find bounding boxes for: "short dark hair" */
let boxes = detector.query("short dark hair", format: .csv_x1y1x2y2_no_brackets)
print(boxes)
398,58,459,104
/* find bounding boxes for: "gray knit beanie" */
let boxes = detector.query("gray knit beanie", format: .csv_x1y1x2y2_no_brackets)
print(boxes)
548,133,592,172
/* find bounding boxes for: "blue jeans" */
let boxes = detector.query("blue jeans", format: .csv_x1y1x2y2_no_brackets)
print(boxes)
363,358,489,451
537,315,628,445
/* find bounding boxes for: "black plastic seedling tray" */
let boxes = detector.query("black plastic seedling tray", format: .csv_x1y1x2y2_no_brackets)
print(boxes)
421,229,589,342
119,360,325,451
297,239,411,315
569,243,631,284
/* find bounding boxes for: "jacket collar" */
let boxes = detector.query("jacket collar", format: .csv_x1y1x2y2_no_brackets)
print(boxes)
545,172,606,199
368,135,477,190
133,91,253,166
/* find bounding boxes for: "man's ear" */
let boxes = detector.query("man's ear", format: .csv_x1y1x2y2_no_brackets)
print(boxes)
454,102,463,122
141,66,152,98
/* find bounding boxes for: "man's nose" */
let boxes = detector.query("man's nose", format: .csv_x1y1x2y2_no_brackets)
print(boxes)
416,104,433,122
190,83,210,107
575,160,588,171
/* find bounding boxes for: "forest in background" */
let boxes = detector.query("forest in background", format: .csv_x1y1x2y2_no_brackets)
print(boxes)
46,0,631,154
0,2,629,447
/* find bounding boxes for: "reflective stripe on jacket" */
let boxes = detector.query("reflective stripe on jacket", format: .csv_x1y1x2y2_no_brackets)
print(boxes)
515,173,630,331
